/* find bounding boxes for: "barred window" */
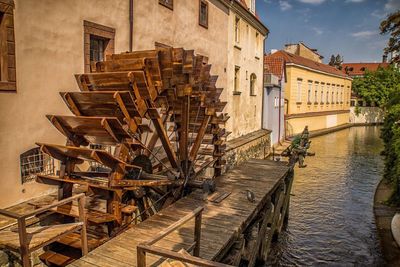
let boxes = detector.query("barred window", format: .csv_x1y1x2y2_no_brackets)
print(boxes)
20,148,54,183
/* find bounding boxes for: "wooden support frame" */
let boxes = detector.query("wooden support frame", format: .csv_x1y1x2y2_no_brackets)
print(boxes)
0,194,88,267
137,206,231,267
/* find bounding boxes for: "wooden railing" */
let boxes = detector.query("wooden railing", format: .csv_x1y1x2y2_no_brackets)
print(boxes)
0,193,87,267
137,206,232,267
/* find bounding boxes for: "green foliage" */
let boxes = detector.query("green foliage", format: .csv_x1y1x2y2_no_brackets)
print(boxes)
352,65,400,108
381,102,400,204
380,10,400,63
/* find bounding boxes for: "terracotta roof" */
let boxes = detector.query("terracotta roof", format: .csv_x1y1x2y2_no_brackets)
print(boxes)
342,62,390,76
266,50,350,78
264,56,285,80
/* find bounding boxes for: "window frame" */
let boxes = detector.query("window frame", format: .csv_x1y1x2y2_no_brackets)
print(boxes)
296,79,302,103
199,0,208,29
234,66,241,95
0,0,16,92
159,0,173,10
235,17,240,44
250,73,256,96
83,20,115,73
307,82,312,104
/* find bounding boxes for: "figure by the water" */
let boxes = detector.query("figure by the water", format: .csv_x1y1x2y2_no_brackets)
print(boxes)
282,126,314,167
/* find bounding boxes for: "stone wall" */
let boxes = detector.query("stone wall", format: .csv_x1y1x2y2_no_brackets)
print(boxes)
350,106,384,124
224,129,271,172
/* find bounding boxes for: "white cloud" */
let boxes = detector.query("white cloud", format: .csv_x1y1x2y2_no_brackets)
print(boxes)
279,0,292,11
351,30,379,38
371,9,386,19
297,0,326,4
313,27,323,35
385,0,400,11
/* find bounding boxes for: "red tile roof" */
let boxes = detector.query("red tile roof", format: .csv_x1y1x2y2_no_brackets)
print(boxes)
264,56,285,80
266,50,350,78
342,63,390,76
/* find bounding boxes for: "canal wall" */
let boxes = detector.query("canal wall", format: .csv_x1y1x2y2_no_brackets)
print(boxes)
350,107,384,124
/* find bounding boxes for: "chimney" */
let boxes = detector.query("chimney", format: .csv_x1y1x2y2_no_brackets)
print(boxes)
383,54,388,63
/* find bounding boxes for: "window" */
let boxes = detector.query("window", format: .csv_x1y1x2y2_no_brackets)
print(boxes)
336,86,339,103
235,17,240,43
250,73,256,96
199,0,208,28
321,84,324,104
90,36,106,62
331,84,335,103
234,66,240,93
314,83,318,104
326,85,330,103
159,0,173,10
84,21,115,73
255,32,260,55
0,0,16,92
307,82,312,104
296,79,302,103
20,148,55,184
350,100,356,107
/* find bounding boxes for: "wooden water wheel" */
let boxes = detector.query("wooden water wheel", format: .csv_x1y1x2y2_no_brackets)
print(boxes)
35,47,229,235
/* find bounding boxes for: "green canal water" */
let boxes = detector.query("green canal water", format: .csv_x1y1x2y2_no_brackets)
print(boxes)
269,126,385,266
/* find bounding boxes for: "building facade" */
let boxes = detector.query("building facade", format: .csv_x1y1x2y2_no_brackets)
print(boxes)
263,57,285,146
265,44,352,136
225,0,269,138
0,0,268,207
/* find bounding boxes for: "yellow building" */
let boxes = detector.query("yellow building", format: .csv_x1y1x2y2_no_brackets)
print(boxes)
265,43,352,136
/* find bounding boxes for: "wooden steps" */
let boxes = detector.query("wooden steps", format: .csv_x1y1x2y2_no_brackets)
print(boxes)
56,232,107,250
52,204,116,224
39,250,77,267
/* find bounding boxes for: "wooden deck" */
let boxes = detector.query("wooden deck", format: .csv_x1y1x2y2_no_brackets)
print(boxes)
70,159,290,266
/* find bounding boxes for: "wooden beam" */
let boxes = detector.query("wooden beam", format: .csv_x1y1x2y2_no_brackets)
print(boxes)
62,93,81,116
143,114,168,157
189,115,211,162
179,95,190,171
147,107,178,169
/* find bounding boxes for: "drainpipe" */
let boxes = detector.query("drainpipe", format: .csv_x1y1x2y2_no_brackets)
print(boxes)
129,0,133,52
278,81,282,145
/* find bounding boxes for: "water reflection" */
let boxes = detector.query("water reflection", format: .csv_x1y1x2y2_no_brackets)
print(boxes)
268,126,385,266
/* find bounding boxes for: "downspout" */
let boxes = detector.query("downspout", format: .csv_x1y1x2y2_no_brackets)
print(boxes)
129,0,133,52
278,80,282,145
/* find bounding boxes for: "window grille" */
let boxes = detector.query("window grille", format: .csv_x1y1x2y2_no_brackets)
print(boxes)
20,148,55,184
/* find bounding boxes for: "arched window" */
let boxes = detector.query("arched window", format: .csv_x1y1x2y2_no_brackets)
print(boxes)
250,73,256,96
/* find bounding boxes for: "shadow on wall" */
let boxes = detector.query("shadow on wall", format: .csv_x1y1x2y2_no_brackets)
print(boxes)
350,107,384,124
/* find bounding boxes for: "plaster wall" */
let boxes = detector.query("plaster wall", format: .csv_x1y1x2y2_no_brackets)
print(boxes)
0,0,130,208
286,112,349,136
225,11,264,138
285,65,352,115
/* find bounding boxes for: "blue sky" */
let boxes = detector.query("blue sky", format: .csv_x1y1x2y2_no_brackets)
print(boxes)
256,0,400,63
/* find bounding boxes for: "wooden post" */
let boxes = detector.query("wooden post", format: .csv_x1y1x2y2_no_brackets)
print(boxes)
137,246,146,267
17,218,30,267
78,195,88,255
194,209,202,257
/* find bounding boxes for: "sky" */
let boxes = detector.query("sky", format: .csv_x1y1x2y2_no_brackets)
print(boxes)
256,0,400,63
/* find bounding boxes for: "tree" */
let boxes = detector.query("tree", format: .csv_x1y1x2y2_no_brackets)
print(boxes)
380,10,400,63
352,65,400,108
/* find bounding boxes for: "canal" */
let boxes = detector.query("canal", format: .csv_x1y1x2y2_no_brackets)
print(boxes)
269,126,385,266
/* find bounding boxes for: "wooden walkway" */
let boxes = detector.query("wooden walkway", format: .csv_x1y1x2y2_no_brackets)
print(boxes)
70,159,290,266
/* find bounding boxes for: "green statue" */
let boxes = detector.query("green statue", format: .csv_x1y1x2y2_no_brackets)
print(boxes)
282,126,313,168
